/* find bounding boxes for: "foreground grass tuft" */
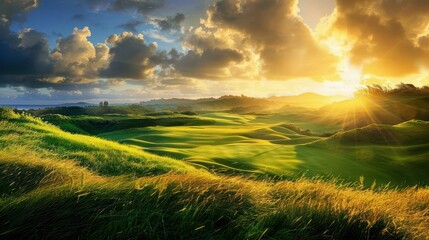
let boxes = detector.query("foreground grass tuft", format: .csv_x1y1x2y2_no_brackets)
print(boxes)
1,174,428,239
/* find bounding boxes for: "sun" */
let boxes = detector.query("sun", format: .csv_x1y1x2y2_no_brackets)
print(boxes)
339,61,363,96
323,61,363,97
320,35,363,97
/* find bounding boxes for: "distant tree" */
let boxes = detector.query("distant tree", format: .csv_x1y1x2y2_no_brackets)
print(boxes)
103,101,109,107
99,101,103,107
354,84,388,97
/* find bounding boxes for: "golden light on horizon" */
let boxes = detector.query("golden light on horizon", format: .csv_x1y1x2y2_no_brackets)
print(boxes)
338,61,363,96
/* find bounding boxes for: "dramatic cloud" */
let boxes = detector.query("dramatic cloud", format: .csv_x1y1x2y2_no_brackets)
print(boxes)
153,13,185,32
320,0,429,77
0,0,49,75
169,0,337,81
52,27,109,81
0,1,53,88
171,25,261,80
0,27,52,76
5,0,429,103
175,48,243,79
203,0,338,80
101,32,167,79
118,13,185,40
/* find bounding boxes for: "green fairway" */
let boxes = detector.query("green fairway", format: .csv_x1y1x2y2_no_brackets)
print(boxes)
92,112,429,185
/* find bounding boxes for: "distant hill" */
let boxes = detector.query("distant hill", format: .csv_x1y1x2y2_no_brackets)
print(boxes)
319,94,429,130
267,93,348,108
315,84,429,130
141,93,346,112
58,102,93,107
141,95,275,112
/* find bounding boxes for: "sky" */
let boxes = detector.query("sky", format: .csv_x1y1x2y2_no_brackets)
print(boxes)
1,0,429,104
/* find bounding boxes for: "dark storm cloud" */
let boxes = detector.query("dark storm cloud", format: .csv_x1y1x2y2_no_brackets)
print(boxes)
153,13,185,32
117,20,145,32
0,1,56,89
0,26,107,89
0,27,52,76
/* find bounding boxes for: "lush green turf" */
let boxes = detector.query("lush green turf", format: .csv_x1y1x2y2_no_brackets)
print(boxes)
1,108,429,239
42,114,216,135
95,112,429,185
0,109,197,177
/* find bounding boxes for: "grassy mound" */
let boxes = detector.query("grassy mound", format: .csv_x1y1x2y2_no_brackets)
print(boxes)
321,120,429,145
293,120,429,185
0,108,197,177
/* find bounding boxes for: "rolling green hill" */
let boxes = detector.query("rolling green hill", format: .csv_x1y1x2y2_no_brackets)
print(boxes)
1,108,429,239
0,108,197,177
319,94,429,130
91,112,429,185
295,121,429,185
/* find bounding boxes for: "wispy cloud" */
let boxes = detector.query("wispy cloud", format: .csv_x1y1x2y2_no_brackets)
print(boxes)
144,30,175,43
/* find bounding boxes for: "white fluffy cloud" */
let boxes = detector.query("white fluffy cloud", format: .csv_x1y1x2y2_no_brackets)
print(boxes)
52,27,109,80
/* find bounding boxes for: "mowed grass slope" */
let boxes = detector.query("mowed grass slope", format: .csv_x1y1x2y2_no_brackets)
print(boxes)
297,120,429,185
96,112,429,185
1,108,429,239
98,113,323,177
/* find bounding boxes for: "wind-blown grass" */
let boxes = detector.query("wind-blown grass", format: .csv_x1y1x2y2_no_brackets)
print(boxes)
1,107,428,239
